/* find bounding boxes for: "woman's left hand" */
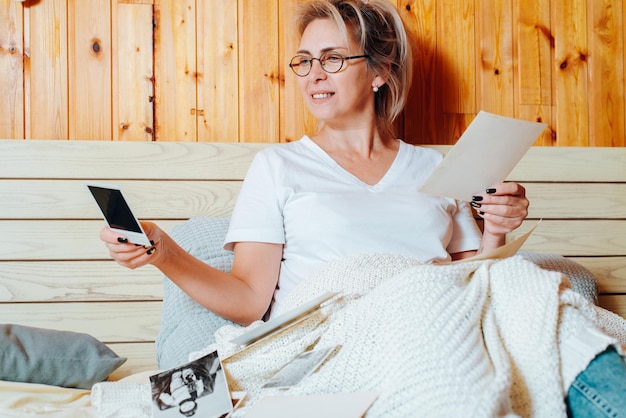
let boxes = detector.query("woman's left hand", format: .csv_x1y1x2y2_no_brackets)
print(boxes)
471,182,529,237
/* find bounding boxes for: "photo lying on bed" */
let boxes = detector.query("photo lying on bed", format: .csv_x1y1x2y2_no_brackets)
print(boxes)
150,351,232,418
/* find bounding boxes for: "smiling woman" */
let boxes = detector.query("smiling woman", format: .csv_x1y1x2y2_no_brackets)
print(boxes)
292,0,412,142
89,1,626,416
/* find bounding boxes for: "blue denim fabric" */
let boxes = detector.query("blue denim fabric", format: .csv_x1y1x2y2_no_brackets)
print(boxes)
566,346,626,417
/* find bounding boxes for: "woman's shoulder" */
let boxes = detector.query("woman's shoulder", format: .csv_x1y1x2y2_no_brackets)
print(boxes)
248,136,316,177
398,140,444,162
255,135,312,160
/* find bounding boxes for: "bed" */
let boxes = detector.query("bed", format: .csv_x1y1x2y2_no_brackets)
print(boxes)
1,139,625,417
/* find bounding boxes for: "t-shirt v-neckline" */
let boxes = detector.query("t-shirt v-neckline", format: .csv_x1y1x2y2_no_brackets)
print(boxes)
301,135,405,190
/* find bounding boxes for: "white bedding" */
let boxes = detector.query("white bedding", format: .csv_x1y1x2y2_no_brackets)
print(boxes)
210,254,626,417
4,254,626,418
0,380,93,417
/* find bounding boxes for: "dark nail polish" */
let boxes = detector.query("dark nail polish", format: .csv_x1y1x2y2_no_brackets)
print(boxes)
150,240,155,245
472,195,483,202
146,247,156,255
479,211,485,215
486,188,497,194
117,237,128,243
470,201,482,208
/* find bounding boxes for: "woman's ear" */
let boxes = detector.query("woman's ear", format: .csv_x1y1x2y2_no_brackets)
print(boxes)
372,74,387,92
372,65,391,90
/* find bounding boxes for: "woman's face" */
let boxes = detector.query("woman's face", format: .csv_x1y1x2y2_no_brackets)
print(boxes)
295,18,378,128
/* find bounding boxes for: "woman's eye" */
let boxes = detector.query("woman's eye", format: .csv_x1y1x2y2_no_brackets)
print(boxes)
325,55,342,63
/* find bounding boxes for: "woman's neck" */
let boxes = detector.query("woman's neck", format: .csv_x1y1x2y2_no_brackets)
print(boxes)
310,126,399,186
312,124,395,158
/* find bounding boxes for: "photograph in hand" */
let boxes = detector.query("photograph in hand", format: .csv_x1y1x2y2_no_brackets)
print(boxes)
86,182,152,246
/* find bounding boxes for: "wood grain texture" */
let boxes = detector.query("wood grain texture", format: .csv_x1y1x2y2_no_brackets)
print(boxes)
154,0,196,142
401,0,439,143
0,301,161,343
68,0,111,140
0,0,24,139
0,180,242,219
238,0,280,143
515,0,552,107
588,0,625,147
115,2,153,141
0,220,180,260
553,0,589,146
0,260,162,302
197,0,239,142
575,257,626,292
107,342,158,379
26,0,68,139
437,0,475,114
508,146,626,181
523,183,626,219
598,295,626,319
509,220,626,256
476,0,515,117
0,139,267,179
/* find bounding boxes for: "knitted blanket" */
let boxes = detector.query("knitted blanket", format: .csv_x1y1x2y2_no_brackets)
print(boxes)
92,254,626,417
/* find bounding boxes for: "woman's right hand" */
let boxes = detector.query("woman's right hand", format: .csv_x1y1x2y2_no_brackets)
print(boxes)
99,221,162,269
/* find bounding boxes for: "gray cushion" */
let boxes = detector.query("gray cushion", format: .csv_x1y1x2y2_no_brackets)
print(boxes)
155,217,236,370
518,251,598,304
0,324,126,389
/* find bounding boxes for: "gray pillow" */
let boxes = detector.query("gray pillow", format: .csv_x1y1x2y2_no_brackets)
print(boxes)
517,251,599,304
0,324,127,389
156,217,236,370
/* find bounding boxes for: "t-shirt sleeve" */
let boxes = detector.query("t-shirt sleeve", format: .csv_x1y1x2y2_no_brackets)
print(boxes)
446,200,482,254
223,150,287,251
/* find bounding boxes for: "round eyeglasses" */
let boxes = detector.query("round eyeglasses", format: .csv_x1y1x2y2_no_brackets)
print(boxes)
289,52,369,77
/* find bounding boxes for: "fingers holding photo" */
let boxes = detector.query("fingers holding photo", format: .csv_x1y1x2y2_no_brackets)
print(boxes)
471,182,529,235
99,221,160,269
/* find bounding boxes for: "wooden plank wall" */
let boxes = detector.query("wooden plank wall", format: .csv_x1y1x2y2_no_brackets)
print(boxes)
0,0,625,146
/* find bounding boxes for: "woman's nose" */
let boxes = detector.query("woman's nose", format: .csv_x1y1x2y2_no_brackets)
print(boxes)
308,58,327,80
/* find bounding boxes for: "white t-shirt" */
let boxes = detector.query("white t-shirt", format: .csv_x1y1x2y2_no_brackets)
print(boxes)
224,136,482,314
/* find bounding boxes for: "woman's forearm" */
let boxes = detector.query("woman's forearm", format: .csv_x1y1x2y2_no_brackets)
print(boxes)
478,230,506,254
151,234,275,325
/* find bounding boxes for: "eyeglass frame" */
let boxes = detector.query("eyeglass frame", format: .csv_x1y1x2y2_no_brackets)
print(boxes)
288,52,369,77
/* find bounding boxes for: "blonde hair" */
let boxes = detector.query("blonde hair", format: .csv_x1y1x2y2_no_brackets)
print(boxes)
295,0,413,138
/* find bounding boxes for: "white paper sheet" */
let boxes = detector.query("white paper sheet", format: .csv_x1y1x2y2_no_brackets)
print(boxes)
447,221,540,264
246,392,379,418
419,111,547,202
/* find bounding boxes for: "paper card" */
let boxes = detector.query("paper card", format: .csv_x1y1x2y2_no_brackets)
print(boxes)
419,111,547,202
219,392,247,418
446,220,541,264
246,391,379,418
150,351,233,418
262,346,338,389
229,292,337,348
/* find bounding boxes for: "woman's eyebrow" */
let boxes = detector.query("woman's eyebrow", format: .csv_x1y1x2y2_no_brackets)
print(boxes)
296,46,348,55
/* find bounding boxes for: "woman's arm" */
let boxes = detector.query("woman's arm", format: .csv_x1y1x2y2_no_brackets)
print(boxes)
100,221,282,325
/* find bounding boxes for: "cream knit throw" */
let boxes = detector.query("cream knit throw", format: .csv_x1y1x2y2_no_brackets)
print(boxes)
93,254,626,418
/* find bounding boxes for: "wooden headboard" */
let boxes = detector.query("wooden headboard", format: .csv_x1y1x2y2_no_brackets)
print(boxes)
0,139,624,379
